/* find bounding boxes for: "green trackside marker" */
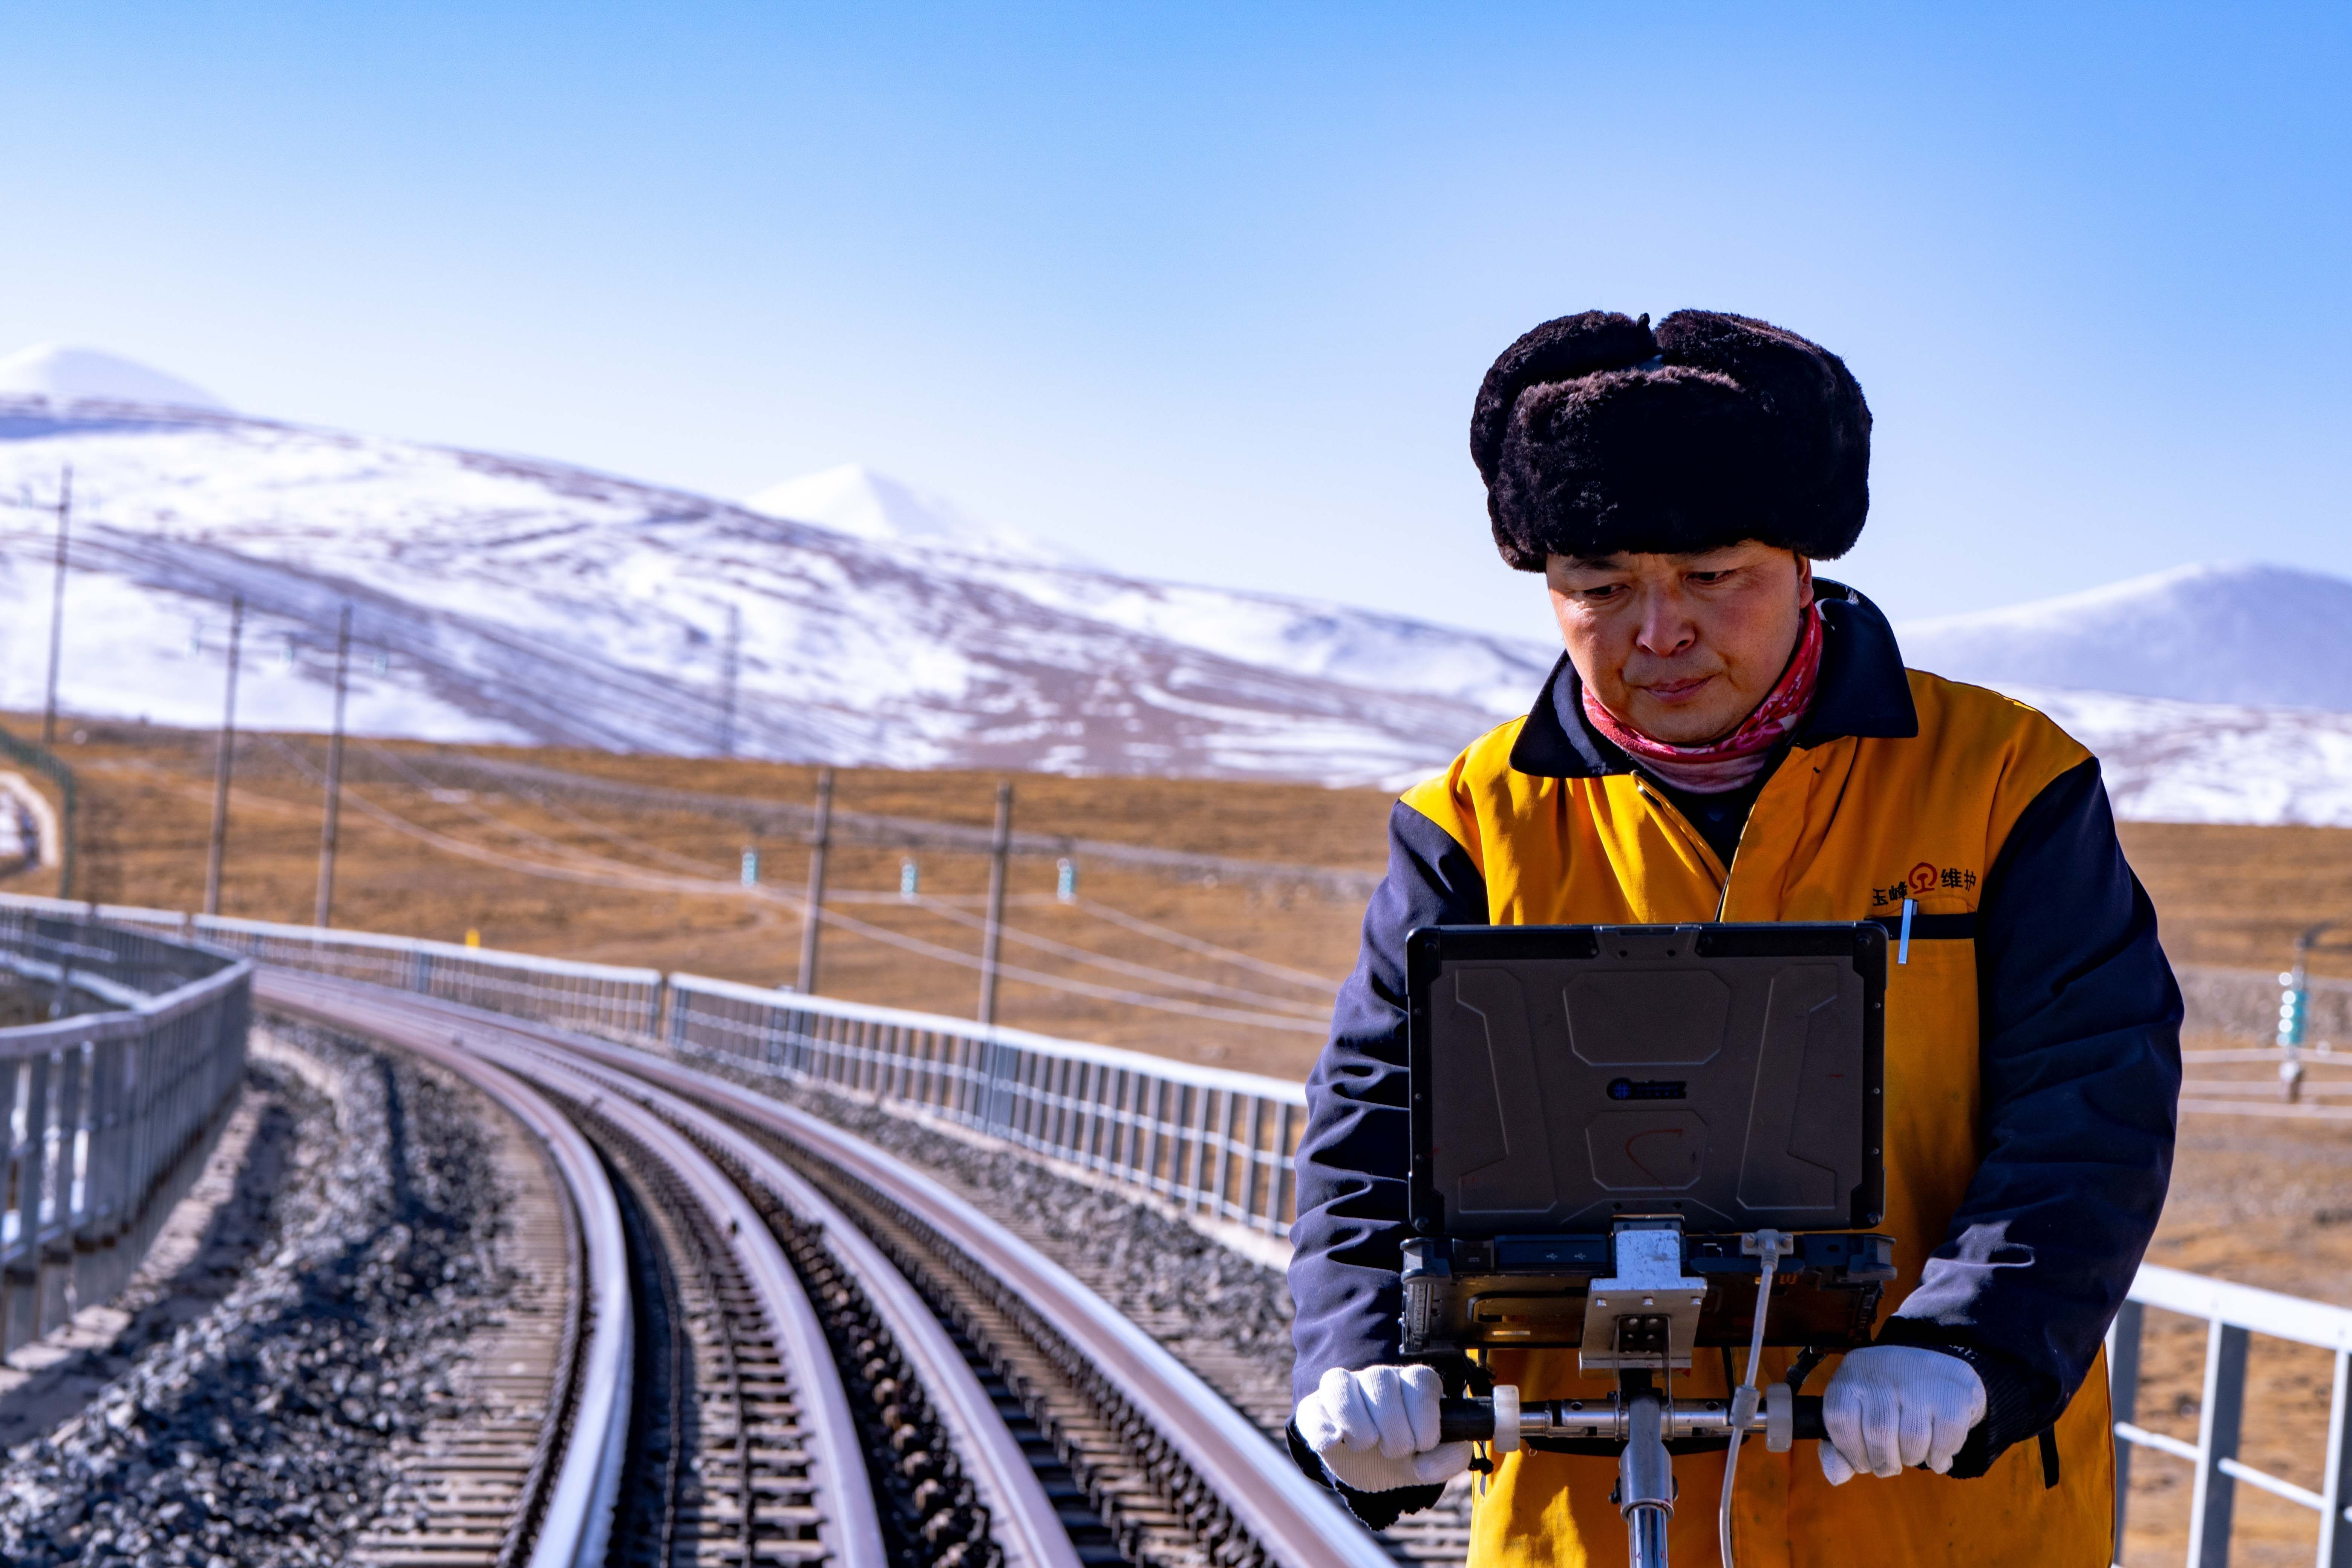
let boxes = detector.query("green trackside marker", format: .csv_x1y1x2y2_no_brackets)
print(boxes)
2278,971,2306,1049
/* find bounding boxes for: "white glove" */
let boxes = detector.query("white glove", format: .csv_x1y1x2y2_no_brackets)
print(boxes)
1819,1345,1987,1483
1295,1364,1473,1493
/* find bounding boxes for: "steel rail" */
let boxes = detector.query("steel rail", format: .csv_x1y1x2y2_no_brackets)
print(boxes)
578,1034,1396,1568
266,972,1393,1568
505,1044,889,1568
271,968,1076,1568
486,1033,1084,1568
262,972,633,1568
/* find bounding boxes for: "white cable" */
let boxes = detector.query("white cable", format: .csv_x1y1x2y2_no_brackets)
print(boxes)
1720,1231,1788,1568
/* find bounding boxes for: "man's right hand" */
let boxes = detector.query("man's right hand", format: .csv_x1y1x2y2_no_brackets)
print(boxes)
1295,1365,1474,1494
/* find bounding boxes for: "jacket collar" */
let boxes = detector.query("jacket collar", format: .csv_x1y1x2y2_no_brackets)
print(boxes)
1506,578,1920,780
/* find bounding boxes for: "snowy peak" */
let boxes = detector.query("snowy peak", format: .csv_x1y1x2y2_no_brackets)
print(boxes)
1897,562,2352,712
743,464,1091,565
2,387,2346,824
0,344,231,413
0,407,1490,786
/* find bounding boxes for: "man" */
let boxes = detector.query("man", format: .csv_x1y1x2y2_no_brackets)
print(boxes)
1286,310,2181,1565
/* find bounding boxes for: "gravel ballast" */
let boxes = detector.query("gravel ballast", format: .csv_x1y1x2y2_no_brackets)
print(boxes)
675,1047,1474,1564
0,1024,513,1567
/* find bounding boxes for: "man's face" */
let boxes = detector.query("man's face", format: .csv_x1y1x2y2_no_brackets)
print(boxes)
1545,542,1813,746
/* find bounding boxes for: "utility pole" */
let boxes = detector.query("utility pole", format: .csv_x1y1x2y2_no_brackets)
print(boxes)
39,466,70,746
718,603,741,758
977,781,1013,1027
314,603,352,929
796,768,834,994
202,596,244,917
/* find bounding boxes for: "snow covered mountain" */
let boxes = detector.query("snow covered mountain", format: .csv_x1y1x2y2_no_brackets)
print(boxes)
1897,563,2352,711
2,346,2345,825
744,464,1094,567
2001,686,2352,828
733,469,1560,712
0,376,1531,786
0,345,231,414
1890,563,2352,828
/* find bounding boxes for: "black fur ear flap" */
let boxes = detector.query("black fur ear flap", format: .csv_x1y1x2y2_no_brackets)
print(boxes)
1469,311,1658,485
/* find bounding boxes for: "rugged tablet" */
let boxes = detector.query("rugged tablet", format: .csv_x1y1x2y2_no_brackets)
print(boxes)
1400,922,1894,1363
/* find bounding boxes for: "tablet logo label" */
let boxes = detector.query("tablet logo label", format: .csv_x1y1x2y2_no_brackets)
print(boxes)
1607,1078,1687,1101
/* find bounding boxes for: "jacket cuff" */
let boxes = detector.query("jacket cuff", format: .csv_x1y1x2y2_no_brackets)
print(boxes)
1283,1420,1444,1529
1873,1318,2054,1479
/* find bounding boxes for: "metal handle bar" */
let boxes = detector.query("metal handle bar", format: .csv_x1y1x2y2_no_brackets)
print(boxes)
1438,1389,1827,1450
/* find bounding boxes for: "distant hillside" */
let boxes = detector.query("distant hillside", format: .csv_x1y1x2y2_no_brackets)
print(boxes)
2006,686,2352,828
0,383,1542,787
4,347,2347,826
1897,562,2352,710
0,343,231,413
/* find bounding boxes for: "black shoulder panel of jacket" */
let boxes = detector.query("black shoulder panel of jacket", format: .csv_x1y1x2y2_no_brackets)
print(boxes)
1884,755,2183,1467
1282,1420,1447,1528
1288,799,1488,1405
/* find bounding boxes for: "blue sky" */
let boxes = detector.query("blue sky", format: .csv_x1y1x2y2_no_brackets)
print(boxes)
3,2,2345,639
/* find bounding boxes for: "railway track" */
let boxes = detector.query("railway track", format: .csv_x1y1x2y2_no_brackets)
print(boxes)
257,968,1396,1568
332,1024,632,1568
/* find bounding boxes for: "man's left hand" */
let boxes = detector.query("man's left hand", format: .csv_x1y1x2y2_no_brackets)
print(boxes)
1819,1345,1986,1482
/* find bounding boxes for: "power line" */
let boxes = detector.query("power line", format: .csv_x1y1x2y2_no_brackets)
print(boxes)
315,603,352,928
249,733,1326,1034
718,602,740,757
1069,895,1342,995
978,782,1012,1027
39,467,70,747
911,895,1330,1017
202,596,244,916
797,768,833,994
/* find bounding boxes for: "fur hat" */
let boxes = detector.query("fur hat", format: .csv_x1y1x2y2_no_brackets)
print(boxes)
1470,309,1871,571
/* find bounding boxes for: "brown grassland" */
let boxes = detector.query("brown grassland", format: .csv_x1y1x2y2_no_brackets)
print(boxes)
6,715,2352,1562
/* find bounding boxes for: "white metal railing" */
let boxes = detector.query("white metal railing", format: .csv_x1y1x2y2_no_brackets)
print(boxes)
46,899,665,1042
0,904,251,1354
0,893,1307,1237
2112,1262,2352,1567
663,971,1304,1236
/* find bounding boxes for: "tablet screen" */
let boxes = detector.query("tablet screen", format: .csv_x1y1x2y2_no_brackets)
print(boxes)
1406,923,1885,1237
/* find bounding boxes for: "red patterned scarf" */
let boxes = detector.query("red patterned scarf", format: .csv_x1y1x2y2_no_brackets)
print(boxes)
1579,603,1825,794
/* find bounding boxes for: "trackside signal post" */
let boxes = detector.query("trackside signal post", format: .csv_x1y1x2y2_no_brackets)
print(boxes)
2278,921,2344,1104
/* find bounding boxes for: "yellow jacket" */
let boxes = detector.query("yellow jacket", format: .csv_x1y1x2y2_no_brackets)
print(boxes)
1288,588,2182,1566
